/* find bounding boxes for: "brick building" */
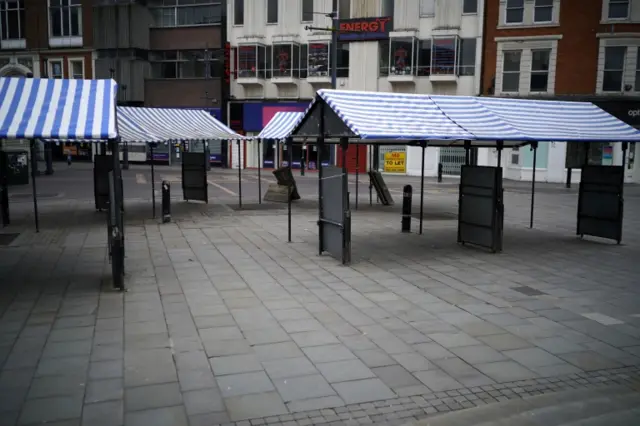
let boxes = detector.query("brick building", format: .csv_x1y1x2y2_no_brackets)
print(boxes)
482,0,640,183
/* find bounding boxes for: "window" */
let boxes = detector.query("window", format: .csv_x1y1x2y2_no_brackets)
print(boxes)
237,44,267,78
69,59,83,79
49,0,82,37
1,0,25,40
502,50,521,92
420,0,435,16
302,0,313,22
602,46,626,92
458,38,476,76
533,0,553,22
379,40,389,76
234,0,244,25
463,0,477,14
432,37,457,75
416,40,431,76
272,43,300,78
308,42,329,77
505,0,524,23
530,49,550,92
511,147,520,165
636,47,640,91
608,0,630,19
390,38,414,75
267,0,278,24
149,0,222,27
49,60,64,78
338,0,350,18
336,42,349,77
381,0,394,16
150,50,222,79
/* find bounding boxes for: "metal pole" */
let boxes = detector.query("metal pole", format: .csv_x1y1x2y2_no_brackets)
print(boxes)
287,137,293,242
529,142,537,229
151,144,156,219
355,145,359,210
622,142,628,170
237,140,242,208
368,145,373,206
258,139,262,204
317,104,325,255
30,140,39,233
331,0,338,89
419,142,426,235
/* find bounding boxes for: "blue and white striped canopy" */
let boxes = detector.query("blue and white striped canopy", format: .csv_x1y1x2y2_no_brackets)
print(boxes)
116,111,163,142
316,89,473,141
475,97,640,142
119,106,244,141
258,112,304,140
0,77,118,140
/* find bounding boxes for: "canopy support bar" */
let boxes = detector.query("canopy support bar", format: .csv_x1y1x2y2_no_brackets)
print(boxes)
258,139,262,204
464,141,471,166
497,141,504,167
355,145,359,210
30,140,40,233
530,142,538,229
368,145,373,206
150,144,156,219
419,141,426,235
237,140,242,208
287,137,293,243
622,142,628,171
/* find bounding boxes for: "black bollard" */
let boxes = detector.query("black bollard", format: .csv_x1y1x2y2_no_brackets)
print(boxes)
162,180,171,223
437,163,443,183
401,184,412,233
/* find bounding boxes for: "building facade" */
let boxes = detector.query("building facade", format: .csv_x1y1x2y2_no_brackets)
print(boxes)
92,0,228,163
228,0,485,175
482,0,640,183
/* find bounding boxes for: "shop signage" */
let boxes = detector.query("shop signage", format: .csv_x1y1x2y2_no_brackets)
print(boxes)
338,17,393,41
384,151,406,173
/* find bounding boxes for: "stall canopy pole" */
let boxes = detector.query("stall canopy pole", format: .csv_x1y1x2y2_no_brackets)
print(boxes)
622,142,628,170
287,137,293,243
317,104,325,256
497,141,503,167
30,140,40,233
150,143,156,219
529,142,538,229
258,139,262,204
419,141,426,235
355,144,359,210
464,140,471,166
237,140,242,208
368,145,373,206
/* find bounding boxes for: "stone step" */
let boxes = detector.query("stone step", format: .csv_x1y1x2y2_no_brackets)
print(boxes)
404,386,640,426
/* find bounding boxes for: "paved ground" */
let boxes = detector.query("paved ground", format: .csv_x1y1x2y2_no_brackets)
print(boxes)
1,163,640,425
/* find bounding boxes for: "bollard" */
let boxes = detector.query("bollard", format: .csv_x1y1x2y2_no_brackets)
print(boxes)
162,180,171,223
401,184,412,233
437,163,443,183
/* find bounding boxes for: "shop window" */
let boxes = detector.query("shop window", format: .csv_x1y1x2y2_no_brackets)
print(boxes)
416,39,431,76
336,42,349,77
389,37,414,75
271,43,300,78
431,37,457,75
308,42,329,77
379,40,389,76
149,0,222,27
457,38,475,76
237,44,266,78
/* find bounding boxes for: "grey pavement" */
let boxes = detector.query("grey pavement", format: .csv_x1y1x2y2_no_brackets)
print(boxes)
1,164,640,425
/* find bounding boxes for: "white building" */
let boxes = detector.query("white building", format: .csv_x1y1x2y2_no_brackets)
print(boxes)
227,0,487,176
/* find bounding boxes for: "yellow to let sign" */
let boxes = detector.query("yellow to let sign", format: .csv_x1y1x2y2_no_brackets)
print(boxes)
384,151,406,173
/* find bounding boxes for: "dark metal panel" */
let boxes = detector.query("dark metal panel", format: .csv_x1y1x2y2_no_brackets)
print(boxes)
94,154,114,211
181,152,208,203
292,101,356,138
577,165,624,243
321,166,345,261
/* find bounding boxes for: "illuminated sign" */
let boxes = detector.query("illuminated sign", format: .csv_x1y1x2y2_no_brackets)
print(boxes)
338,17,393,41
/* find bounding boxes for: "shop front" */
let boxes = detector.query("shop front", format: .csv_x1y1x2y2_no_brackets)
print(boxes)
229,101,332,169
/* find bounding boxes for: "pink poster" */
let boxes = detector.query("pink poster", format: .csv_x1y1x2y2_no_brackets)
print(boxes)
262,105,307,127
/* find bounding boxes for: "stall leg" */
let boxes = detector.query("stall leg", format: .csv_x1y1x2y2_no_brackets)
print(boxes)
150,145,156,219
30,140,39,233
355,145,359,210
258,139,262,204
317,135,324,256
566,168,572,189
287,138,293,243
301,144,306,176
368,145,373,207
419,142,426,235
237,140,242,208
529,142,538,229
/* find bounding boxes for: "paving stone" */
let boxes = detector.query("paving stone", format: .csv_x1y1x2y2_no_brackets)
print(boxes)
224,392,288,421
49,326,95,343
177,369,217,392
125,382,182,412
303,344,356,363
85,378,124,403
291,330,340,347
503,347,565,368
477,333,534,351
19,394,83,425
91,343,124,362
559,351,624,371
244,327,291,345
89,359,124,380
203,338,253,358
263,356,319,379
474,361,538,382
174,350,210,371
371,365,422,389
432,358,495,388
82,399,124,426
332,378,395,405
210,353,263,375
217,371,275,397
36,355,90,377
273,373,336,402
28,374,87,399
316,359,376,383
413,343,455,360
355,349,397,368
124,406,189,426
183,388,225,415
391,352,434,372
198,326,243,341
450,345,508,365
414,369,464,392
188,411,231,426
287,396,346,413
124,348,177,387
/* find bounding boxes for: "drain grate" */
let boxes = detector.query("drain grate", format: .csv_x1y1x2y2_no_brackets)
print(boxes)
0,233,20,246
512,285,547,296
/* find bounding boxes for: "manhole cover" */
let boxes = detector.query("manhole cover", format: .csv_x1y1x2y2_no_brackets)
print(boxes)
10,193,60,200
0,233,19,246
512,286,546,296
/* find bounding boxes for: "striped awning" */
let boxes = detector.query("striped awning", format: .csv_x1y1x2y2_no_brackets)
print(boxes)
475,97,640,142
0,77,118,140
315,89,474,141
258,112,304,140
118,106,244,141
116,111,163,143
